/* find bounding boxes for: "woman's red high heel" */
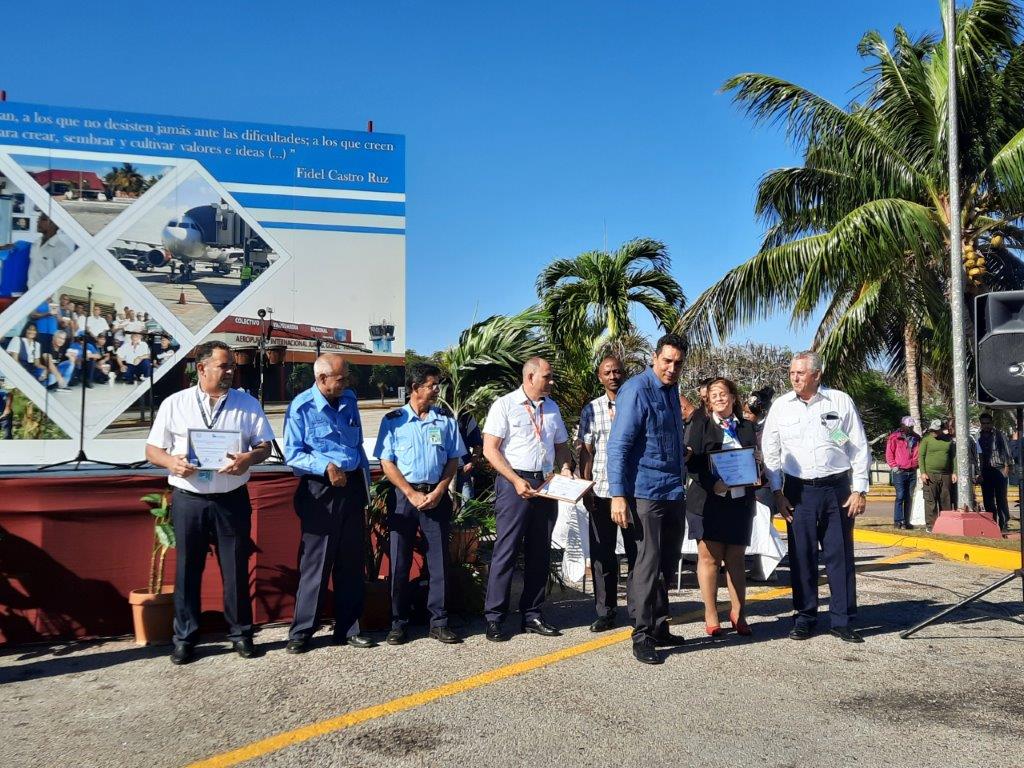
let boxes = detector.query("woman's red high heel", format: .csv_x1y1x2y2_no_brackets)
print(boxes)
730,613,753,636
705,623,723,637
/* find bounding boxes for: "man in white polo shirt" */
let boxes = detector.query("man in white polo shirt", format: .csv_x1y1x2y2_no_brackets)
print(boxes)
145,340,274,665
0,212,76,289
481,356,573,642
117,332,152,383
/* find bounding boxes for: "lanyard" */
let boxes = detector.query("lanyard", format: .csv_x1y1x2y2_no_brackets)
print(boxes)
196,387,229,430
522,398,545,443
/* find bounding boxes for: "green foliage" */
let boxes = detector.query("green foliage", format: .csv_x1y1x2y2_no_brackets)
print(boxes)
5,389,68,439
287,363,314,396
140,492,174,594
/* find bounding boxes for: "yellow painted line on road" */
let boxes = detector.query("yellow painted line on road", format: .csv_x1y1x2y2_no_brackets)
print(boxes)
771,519,1020,571
185,549,924,768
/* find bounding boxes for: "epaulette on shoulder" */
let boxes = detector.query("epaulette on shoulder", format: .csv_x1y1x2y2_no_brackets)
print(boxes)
385,408,404,420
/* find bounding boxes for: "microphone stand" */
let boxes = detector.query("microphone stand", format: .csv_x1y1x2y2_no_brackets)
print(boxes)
39,285,132,471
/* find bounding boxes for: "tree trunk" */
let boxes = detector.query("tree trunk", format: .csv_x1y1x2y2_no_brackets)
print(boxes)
904,324,923,432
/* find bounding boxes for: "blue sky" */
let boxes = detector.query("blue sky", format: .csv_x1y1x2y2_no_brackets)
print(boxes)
2,0,942,354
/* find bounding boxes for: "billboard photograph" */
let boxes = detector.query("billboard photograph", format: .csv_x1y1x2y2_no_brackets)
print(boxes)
0,102,406,463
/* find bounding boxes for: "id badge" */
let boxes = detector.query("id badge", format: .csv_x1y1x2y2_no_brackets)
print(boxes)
428,427,443,446
198,469,214,482
828,427,850,446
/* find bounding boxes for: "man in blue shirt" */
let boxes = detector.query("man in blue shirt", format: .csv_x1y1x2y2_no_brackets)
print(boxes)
283,353,375,653
606,333,688,664
374,362,465,645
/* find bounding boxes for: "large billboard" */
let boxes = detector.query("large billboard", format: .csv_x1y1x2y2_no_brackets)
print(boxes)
0,102,405,464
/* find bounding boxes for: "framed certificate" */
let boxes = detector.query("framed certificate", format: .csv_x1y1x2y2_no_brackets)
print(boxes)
709,447,760,487
187,428,242,470
536,475,594,503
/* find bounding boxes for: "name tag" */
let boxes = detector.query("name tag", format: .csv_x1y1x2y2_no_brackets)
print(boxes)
428,427,443,446
828,427,850,446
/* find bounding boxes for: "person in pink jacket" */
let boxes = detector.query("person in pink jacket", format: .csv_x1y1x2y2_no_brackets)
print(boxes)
886,416,920,529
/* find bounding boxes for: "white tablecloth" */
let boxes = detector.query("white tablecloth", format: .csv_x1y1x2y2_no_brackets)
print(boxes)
552,499,787,585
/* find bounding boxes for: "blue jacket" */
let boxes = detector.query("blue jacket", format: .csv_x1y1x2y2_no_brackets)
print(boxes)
606,366,686,500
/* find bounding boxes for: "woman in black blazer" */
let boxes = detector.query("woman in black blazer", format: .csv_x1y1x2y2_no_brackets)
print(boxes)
685,377,757,637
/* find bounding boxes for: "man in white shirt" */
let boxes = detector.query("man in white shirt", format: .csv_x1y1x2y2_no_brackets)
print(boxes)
117,332,151,383
762,351,870,644
481,357,573,641
145,340,274,664
0,213,76,289
124,309,145,334
85,305,110,339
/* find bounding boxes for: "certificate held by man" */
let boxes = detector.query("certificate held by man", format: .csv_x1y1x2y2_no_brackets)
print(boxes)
537,474,594,503
709,446,760,487
188,428,242,470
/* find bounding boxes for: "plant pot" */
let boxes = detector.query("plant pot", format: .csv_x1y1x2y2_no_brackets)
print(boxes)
265,344,287,365
128,587,175,646
232,346,256,367
360,579,391,632
450,526,480,564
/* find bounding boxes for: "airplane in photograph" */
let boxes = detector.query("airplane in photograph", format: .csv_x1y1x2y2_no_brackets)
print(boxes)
112,212,241,282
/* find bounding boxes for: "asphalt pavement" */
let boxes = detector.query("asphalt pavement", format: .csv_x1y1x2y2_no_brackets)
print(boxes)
1,538,1022,768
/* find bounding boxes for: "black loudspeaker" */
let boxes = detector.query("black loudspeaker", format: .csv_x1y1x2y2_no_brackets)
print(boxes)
976,290,1024,407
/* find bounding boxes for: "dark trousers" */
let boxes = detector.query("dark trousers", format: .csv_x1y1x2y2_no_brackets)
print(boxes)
389,488,452,629
289,473,367,641
981,468,1010,529
171,486,253,645
484,474,557,624
784,477,856,628
628,497,684,643
922,473,952,527
891,469,916,525
589,495,637,619
125,359,152,382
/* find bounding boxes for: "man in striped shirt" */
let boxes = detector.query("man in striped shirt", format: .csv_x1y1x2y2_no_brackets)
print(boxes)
578,355,636,632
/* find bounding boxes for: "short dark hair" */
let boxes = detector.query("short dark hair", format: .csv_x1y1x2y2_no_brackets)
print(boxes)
980,411,994,422
407,362,442,391
596,355,623,374
654,333,688,357
698,377,714,388
194,340,231,365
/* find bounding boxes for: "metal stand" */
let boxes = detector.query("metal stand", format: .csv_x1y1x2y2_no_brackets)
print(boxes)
901,406,1024,638
38,286,132,470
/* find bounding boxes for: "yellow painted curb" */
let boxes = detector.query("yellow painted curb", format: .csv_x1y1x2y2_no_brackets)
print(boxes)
771,519,1020,571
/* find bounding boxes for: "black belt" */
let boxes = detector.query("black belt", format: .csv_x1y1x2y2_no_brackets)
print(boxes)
409,482,439,493
513,469,544,480
791,471,849,487
174,486,246,500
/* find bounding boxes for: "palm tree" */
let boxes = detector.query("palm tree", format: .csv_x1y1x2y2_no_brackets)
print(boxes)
369,365,394,405
104,162,145,197
677,0,1024,427
537,238,686,352
436,308,548,425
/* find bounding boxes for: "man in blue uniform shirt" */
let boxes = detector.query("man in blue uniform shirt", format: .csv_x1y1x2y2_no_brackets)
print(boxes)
606,333,689,665
283,353,375,653
374,362,465,645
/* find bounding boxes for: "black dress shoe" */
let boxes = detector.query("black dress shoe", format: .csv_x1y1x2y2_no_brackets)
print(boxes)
232,638,259,658
386,628,407,646
589,615,616,633
789,624,815,640
285,639,308,654
653,628,686,647
521,617,561,637
429,626,462,644
341,634,376,648
170,644,194,665
632,639,662,665
485,621,510,642
829,626,865,644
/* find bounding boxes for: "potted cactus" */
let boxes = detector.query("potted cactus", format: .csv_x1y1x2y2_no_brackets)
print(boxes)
127,492,176,645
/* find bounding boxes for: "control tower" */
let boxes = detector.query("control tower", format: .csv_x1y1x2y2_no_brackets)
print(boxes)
369,319,395,353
